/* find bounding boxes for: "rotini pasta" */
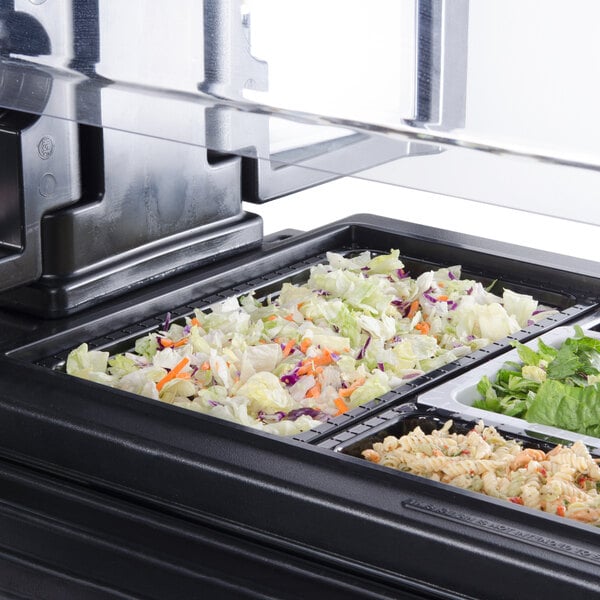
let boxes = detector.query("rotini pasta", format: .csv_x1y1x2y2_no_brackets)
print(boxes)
362,420,600,526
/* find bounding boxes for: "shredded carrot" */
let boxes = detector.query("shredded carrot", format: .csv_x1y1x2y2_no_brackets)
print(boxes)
297,350,335,376
407,300,420,319
556,505,566,517
437,281,445,288
177,372,191,380
311,349,335,367
437,295,449,302
190,317,201,327
173,337,189,348
284,314,294,322
200,361,210,370
297,302,305,310
338,377,366,398
334,397,350,415
282,340,295,357
297,362,314,376
415,322,431,335
306,383,321,399
159,338,175,348
300,339,312,354
156,357,190,392
266,315,277,321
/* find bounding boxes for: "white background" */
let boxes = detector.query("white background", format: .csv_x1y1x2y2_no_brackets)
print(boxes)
247,177,599,263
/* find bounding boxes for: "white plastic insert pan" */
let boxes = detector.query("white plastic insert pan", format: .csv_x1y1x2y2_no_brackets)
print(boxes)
418,326,600,449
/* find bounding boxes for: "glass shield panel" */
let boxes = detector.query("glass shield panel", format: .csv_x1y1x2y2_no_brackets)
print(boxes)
0,0,599,227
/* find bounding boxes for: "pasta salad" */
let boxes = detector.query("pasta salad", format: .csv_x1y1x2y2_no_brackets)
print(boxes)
362,420,600,525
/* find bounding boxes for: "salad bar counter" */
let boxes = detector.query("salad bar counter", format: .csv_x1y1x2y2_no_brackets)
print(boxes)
2,1,600,597
0,215,599,599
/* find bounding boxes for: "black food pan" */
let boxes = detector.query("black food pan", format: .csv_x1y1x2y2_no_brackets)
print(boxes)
332,404,600,529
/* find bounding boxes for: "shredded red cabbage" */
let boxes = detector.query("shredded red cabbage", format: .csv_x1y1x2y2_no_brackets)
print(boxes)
423,292,438,303
286,407,321,421
397,268,410,279
258,411,285,423
281,369,300,386
448,271,457,280
377,362,385,371
357,336,371,359
161,312,172,331
392,299,410,317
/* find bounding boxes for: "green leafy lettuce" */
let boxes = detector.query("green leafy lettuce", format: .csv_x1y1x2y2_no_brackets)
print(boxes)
473,326,600,435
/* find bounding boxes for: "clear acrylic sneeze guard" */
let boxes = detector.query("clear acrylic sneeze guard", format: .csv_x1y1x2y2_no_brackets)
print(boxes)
1,0,600,224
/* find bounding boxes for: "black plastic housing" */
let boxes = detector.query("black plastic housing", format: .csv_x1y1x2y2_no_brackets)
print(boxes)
0,215,599,599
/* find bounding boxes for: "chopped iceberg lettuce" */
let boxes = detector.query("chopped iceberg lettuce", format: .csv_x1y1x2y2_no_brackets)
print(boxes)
66,250,552,436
